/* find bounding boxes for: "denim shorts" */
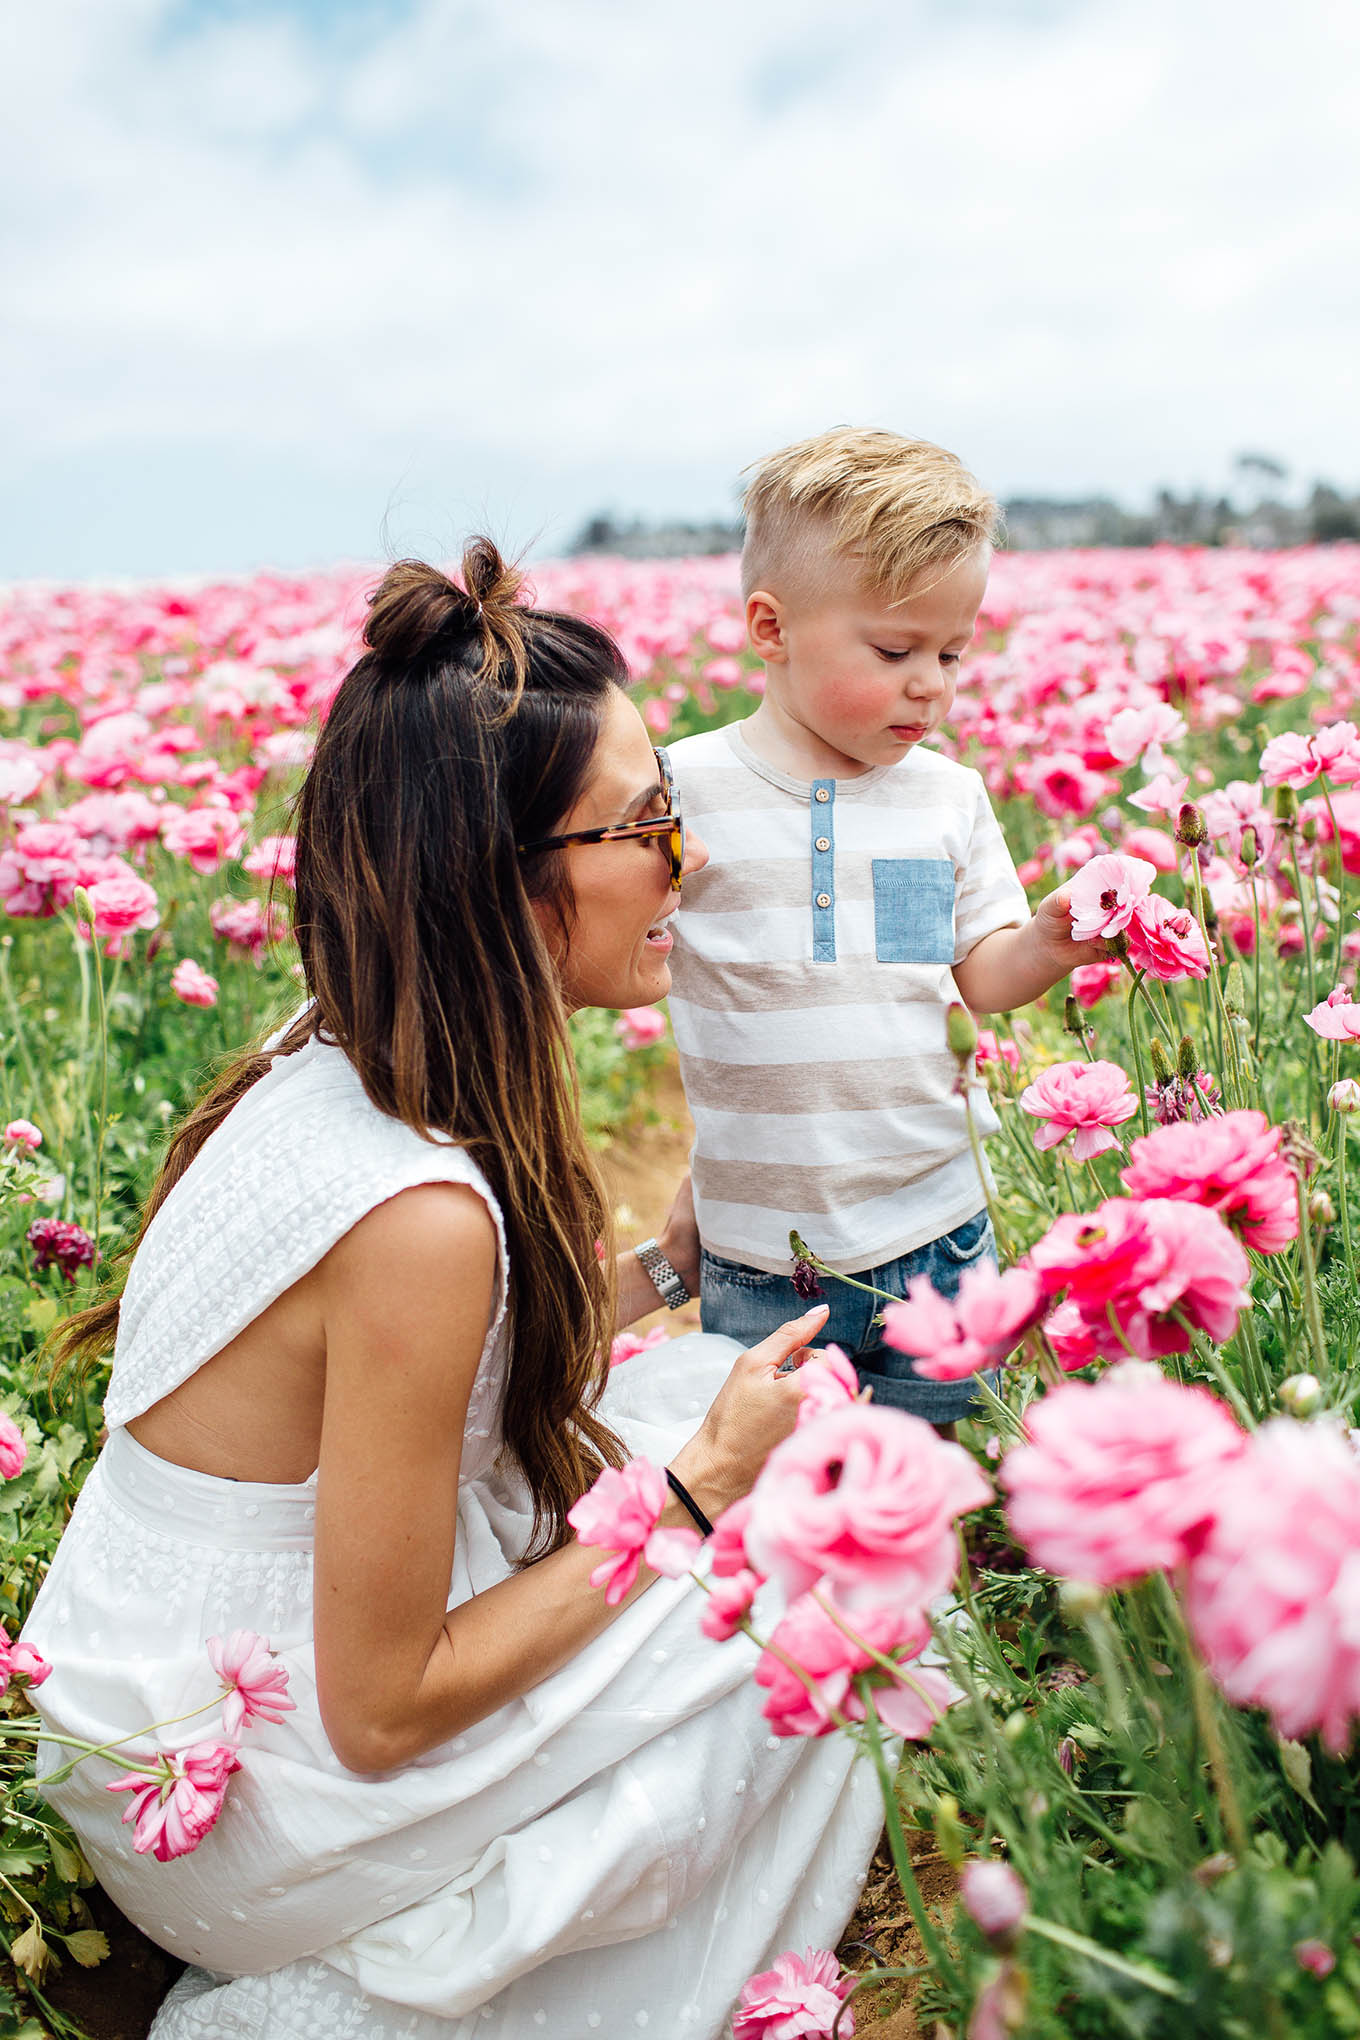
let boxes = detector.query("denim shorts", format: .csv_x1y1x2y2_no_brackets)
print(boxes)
700,1210,998,1426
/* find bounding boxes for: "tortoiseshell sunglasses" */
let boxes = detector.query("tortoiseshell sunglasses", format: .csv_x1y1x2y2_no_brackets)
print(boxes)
517,748,685,893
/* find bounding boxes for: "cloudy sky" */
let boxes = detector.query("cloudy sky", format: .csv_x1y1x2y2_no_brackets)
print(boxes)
4,0,1358,579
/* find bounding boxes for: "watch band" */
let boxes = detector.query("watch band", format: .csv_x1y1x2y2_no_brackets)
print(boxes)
634,1237,691,1310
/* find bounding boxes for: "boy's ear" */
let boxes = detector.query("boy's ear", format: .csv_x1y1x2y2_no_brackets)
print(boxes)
746,590,788,664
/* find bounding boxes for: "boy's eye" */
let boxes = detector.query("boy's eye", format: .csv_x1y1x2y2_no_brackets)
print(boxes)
940,652,961,667
872,647,909,663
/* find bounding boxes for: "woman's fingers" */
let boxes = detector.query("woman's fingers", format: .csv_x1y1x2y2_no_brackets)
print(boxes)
747,1305,830,1375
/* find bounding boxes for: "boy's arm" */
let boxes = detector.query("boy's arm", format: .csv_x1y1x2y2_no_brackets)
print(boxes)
952,888,1112,1014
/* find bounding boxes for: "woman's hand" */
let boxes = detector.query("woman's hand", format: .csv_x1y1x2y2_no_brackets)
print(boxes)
669,1304,830,1521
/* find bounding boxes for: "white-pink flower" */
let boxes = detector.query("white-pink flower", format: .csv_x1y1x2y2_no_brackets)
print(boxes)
85,873,160,940
567,1458,669,1605
1019,1059,1138,1159
734,1946,856,2040
1259,730,1320,791
1186,1419,1360,1750
0,1412,27,1481
206,1630,296,1740
960,1859,1028,1943
744,1403,991,1609
1001,1365,1247,1586
170,958,220,1009
794,1344,861,1425
1124,894,1211,981
106,1741,242,1862
614,1006,667,1050
1306,987,1360,1041
882,1263,1045,1382
1064,854,1156,941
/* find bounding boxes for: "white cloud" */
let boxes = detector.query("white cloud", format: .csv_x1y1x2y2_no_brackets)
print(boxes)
3,0,1358,575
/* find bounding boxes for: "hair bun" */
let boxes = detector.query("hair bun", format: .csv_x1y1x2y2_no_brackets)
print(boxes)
459,536,525,617
364,541,527,677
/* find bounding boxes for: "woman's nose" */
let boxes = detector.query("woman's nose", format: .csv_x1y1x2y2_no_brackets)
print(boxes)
682,825,709,879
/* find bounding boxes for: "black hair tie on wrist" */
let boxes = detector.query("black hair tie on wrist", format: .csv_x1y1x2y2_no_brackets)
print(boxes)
665,1468,715,1539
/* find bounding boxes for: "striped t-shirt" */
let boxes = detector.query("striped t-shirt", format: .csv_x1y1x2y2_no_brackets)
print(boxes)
666,722,1029,1275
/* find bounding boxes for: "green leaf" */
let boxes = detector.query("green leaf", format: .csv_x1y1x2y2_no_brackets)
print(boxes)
61,1927,108,1968
22,1298,56,1338
8,1919,47,1981
46,1833,86,1886
1277,1736,1323,1815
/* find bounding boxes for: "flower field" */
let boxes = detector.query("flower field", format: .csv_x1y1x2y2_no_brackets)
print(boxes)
2,543,1360,2036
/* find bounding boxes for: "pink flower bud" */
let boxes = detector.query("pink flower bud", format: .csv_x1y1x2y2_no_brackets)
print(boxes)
960,1858,1028,1944
3,1120,41,1153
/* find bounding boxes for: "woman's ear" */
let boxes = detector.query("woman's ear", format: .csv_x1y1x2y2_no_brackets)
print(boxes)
745,590,788,665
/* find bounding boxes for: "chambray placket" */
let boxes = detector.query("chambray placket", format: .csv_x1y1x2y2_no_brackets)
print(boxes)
810,780,836,963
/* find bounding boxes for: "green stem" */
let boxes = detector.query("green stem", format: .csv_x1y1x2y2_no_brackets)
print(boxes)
1125,970,1152,1135
1292,1175,1331,1379
860,1693,962,1989
1161,1576,1250,1861
1021,1915,1185,1999
1338,1118,1357,1288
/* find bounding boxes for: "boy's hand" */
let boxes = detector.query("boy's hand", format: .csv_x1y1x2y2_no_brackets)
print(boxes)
1033,887,1116,973
658,1173,700,1298
952,890,1114,1012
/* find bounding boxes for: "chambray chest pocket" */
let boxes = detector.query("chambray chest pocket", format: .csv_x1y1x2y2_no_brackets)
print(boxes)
871,858,956,964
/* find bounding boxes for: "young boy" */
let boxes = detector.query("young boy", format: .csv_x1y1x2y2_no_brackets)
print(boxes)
663,427,1106,1423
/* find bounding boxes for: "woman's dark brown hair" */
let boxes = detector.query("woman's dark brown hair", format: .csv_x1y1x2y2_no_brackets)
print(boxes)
54,537,634,1559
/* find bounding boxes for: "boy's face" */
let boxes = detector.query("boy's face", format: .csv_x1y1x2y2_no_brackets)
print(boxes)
747,544,990,776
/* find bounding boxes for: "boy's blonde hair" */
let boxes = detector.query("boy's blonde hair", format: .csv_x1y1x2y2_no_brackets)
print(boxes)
740,426,999,606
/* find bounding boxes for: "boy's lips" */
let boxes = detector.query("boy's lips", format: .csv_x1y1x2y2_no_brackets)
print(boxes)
890,722,929,740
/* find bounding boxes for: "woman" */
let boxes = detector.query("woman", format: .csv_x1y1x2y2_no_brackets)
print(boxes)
23,543,885,2039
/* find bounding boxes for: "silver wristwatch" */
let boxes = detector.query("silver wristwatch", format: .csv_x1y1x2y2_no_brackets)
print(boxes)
634,1237,691,1310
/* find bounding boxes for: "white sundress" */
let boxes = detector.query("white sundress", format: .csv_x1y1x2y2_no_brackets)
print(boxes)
22,1034,885,2040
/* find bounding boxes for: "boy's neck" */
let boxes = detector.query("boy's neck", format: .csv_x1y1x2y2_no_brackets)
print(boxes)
742,693,874,782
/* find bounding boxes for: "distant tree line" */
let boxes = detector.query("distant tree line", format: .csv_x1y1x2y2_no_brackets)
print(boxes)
568,455,1360,556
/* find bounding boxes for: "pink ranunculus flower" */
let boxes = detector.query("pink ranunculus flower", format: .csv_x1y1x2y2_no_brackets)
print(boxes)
1128,769,1190,818
795,1344,861,1425
209,895,288,957
609,1323,669,1367
1124,893,1211,980
170,958,220,1009
960,1859,1028,1943
1019,1059,1138,1160
3,1120,42,1152
1305,986,1360,1041
0,1631,52,1696
733,1945,856,2040
1001,1364,1247,1586
1311,720,1360,786
1069,960,1124,1008
614,1006,667,1050
567,1458,669,1605
1041,1298,1103,1373
882,1263,1045,1383
83,873,160,942
743,1403,991,1609
0,1411,27,1480
1029,1197,1250,1362
241,833,297,887
700,1567,761,1641
1120,1109,1299,1255
707,1494,758,1579
1064,853,1156,941
1186,1418,1360,1750
206,1630,296,1740
160,805,247,874
1259,730,1320,791
754,1589,947,1742
106,1741,242,1863
975,1029,1021,1072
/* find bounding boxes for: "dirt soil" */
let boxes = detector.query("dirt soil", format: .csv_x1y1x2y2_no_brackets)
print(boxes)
32,1072,953,2037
